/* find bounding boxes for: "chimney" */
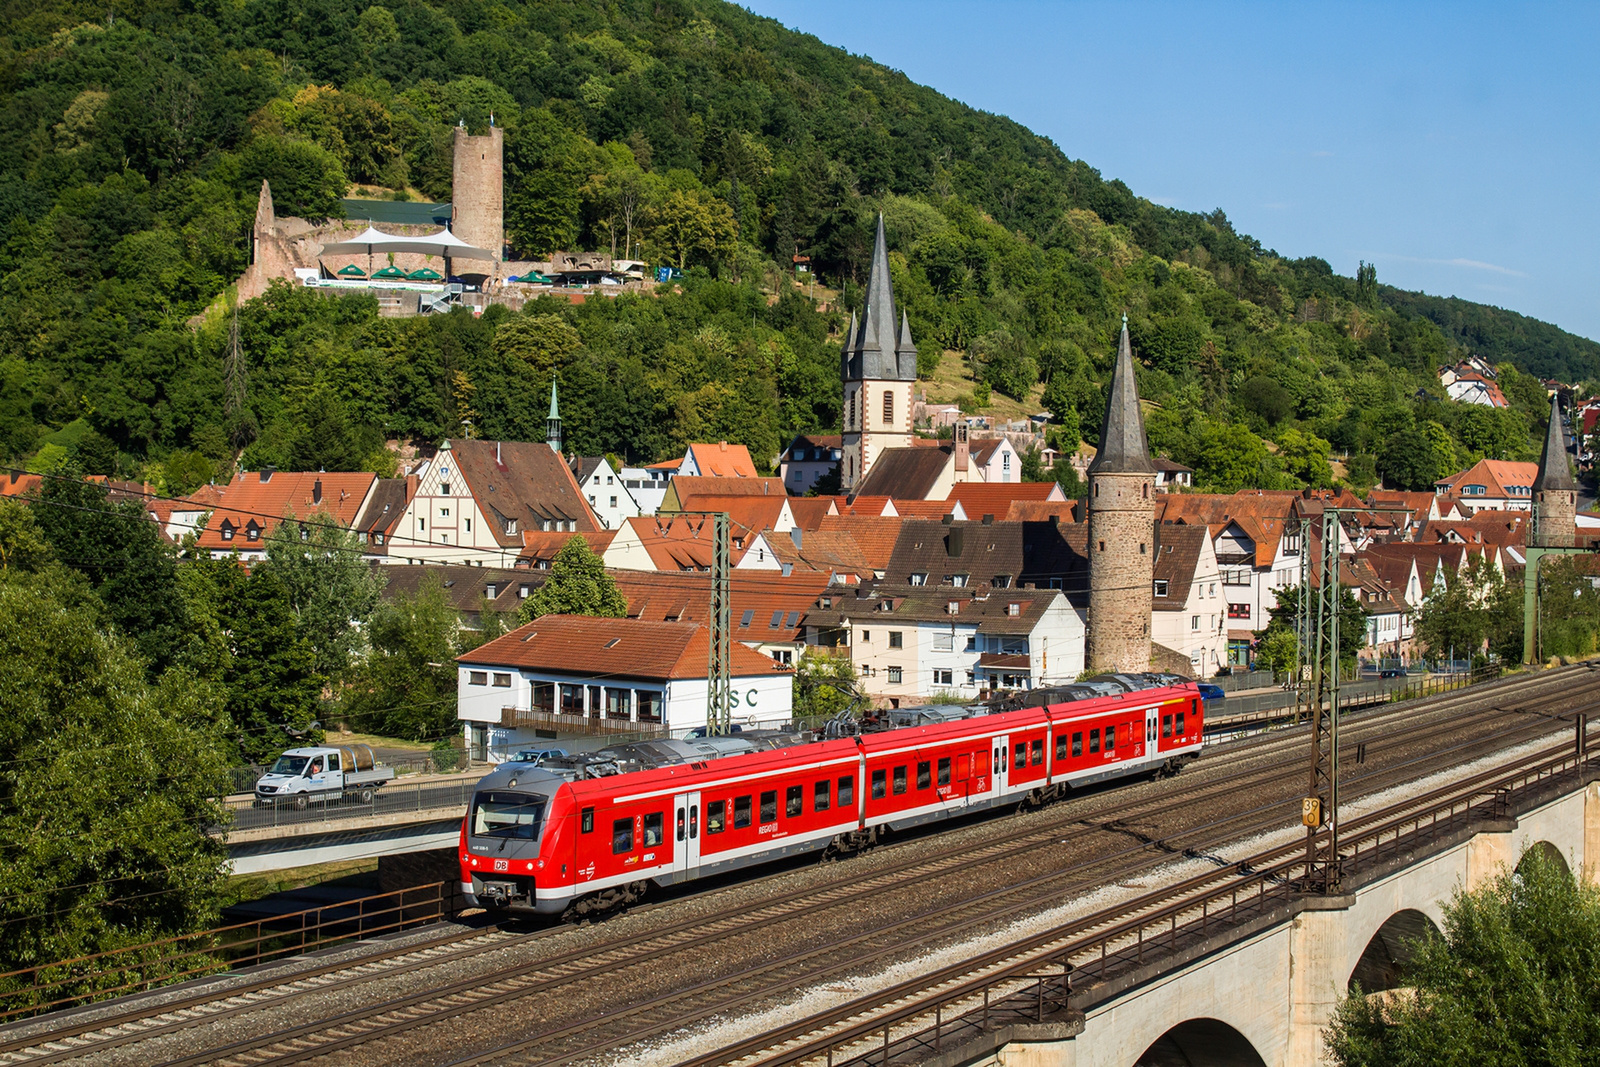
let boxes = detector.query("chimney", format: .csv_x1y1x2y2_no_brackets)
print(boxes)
313,479,323,505
954,423,970,473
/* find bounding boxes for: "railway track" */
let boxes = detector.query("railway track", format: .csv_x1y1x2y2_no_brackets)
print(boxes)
4,665,1591,1066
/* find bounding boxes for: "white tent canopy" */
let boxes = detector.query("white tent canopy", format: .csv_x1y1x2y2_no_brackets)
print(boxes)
318,226,495,262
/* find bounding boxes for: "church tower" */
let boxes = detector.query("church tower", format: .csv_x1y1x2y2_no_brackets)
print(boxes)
1533,394,1575,548
840,215,917,491
1086,316,1156,673
546,380,562,453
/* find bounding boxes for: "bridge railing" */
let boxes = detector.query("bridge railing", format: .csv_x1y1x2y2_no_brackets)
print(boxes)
0,880,461,1023
694,715,1593,1067
221,777,481,832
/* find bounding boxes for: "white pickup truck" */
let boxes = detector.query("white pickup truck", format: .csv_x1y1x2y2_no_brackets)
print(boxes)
253,744,396,808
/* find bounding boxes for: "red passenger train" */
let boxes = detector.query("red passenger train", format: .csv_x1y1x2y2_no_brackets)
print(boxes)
460,675,1204,917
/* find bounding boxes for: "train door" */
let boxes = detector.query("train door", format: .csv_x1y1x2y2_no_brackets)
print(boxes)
991,732,1009,798
1144,707,1160,763
672,791,701,876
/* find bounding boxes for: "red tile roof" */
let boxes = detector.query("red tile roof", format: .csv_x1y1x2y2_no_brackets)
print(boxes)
607,569,835,641
787,497,840,530
446,439,600,544
890,499,964,521
687,441,760,478
944,481,1064,519
517,529,617,566
458,616,785,679
195,471,376,551
815,515,904,571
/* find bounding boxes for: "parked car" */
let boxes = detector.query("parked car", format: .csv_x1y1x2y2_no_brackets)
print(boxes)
1197,683,1226,705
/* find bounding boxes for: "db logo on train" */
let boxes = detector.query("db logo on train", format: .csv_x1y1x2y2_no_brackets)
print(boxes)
494,858,510,872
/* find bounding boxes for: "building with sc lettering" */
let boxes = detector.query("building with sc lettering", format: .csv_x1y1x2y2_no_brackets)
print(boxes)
457,616,793,761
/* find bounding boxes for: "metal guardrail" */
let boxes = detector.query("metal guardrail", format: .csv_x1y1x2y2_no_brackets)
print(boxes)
223,779,482,832
0,881,460,1022
1207,665,1504,729
710,725,1592,1067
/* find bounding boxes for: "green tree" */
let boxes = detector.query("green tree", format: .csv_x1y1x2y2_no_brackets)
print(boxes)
0,500,51,572
32,472,193,676
518,535,627,622
0,565,231,1004
1327,845,1599,1067
1257,628,1297,679
1261,584,1367,667
260,511,384,685
239,135,349,222
342,585,461,740
1412,557,1511,663
222,569,323,763
646,186,737,271
792,650,859,721
1277,428,1335,489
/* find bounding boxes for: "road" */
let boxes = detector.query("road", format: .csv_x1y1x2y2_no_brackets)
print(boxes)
225,775,482,833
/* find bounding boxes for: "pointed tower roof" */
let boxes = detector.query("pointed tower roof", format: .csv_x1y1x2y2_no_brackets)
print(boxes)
841,214,916,382
548,379,560,421
1533,394,1573,492
1088,315,1155,476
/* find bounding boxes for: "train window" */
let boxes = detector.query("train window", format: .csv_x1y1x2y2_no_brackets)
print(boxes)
707,800,726,834
1176,710,1186,736
581,807,595,833
760,790,778,824
814,780,831,811
937,757,951,786
976,750,990,776
643,812,664,847
893,766,908,795
1055,733,1068,761
1106,725,1115,751
871,769,887,798
786,785,803,817
1031,739,1044,766
917,761,931,789
1013,742,1026,770
1089,728,1100,754
1072,732,1083,757
1162,714,1173,738
734,795,752,829
612,818,634,854
839,776,855,807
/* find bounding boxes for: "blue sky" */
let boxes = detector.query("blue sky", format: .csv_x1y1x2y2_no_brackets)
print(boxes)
742,1,1600,343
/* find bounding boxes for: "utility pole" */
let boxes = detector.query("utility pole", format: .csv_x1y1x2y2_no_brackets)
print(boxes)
659,509,734,735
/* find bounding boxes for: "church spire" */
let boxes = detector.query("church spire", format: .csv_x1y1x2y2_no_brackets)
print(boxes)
546,380,562,453
1534,394,1573,492
840,214,915,382
1089,314,1154,475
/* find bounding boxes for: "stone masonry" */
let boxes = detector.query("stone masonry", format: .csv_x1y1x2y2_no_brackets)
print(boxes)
451,125,503,272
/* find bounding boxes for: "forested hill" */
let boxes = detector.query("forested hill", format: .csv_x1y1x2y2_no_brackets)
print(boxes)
1,0,1596,494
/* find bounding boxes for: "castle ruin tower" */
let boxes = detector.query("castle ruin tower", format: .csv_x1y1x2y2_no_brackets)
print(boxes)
451,123,504,275
1533,394,1575,548
1086,315,1156,673
840,214,917,491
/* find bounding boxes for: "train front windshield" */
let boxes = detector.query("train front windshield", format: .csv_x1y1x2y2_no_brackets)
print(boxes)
471,791,547,840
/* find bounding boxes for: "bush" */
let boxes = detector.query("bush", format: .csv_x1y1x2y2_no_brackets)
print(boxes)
431,738,463,773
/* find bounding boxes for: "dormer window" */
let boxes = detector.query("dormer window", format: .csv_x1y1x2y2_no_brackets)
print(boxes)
375,533,384,546
506,519,518,535
299,525,309,542
1007,602,1021,616
486,583,498,598
246,521,260,542
221,521,234,541
1154,579,1170,597
947,600,960,615
909,573,927,586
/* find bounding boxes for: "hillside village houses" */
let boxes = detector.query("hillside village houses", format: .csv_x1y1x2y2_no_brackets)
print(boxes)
43,193,1600,747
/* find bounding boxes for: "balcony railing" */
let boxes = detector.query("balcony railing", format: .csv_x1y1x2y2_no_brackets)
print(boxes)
499,707,666,737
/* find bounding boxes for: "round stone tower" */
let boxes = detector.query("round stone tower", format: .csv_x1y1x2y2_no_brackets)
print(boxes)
1533,394,1575,548
1086,316,1156,673
451,123,504,274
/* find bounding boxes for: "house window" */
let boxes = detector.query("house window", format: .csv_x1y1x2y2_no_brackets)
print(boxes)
1006,602,1021,616
519,584,530,598
419,518,425,531
993,575,1011,589
933,668,953,686
883,390,894,424
246,523,260,542
610,496,617,508
605,688,631,719
933,632,953,652
375,533,384,545
741,609,755,627
1228,603,1251,619
1191,615,1201,632
1002,453,1010,472
637,691,663,723
909,573,927,586
440,507,450,518
1154,580,1170,597
493,673,513,688
469,671,488,685
888,666,903,684
1284,530,1302,555
949,574,969,587
965,670,975,686
607,475,614,485
441,482,450,495
889,631,903,648
486,583,498,598
221,522,234,541
1223,568,1250,586
560,684,583,714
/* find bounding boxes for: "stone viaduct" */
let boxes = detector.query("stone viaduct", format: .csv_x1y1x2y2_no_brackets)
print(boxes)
978,779,1600,1067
